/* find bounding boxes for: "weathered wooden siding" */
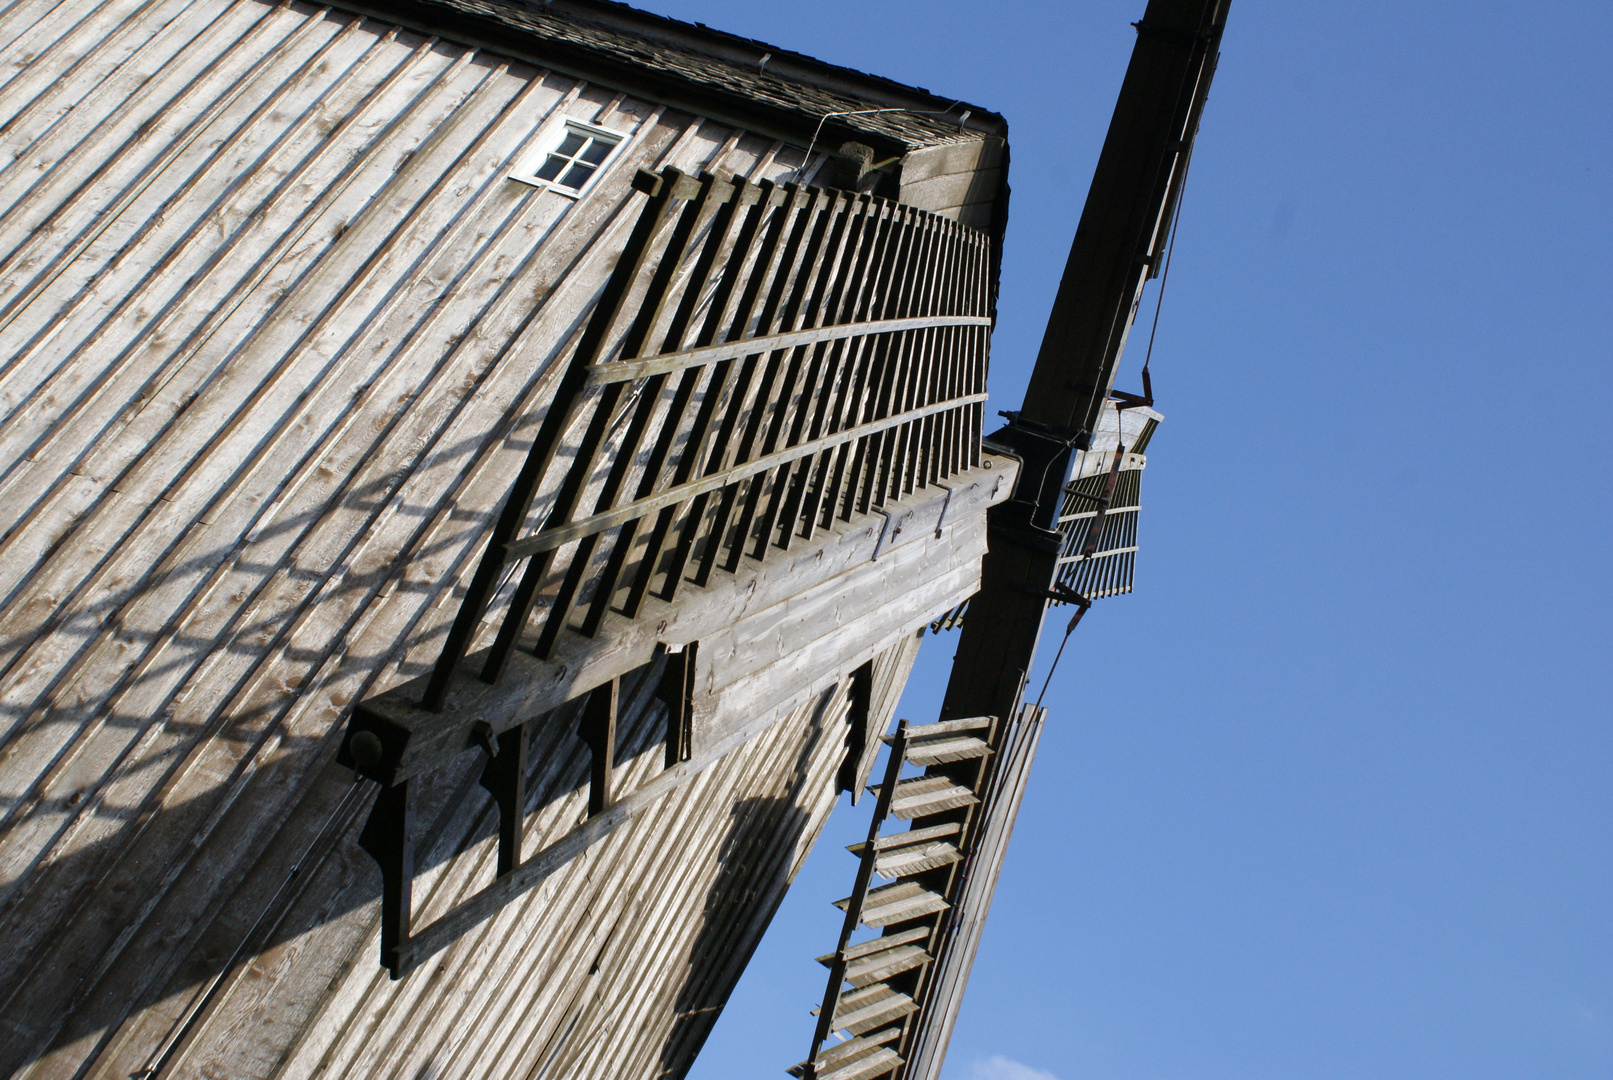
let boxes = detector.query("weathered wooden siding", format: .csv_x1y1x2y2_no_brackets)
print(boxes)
899,137,1006,233
162,653,908,1080
0,0,840,1074
0,3,1014,1078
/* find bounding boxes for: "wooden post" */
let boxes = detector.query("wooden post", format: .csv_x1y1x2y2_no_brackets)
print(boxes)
357,779,414,979
656,643,697,769
838,660,874,798
580,679,619,816
478,722,530,876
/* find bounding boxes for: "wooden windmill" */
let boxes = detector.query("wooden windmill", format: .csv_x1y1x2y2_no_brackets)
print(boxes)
794,3,1229,1077
0,2,1226,1078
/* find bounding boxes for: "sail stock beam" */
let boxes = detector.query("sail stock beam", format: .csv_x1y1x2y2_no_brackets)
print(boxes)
887,4,1232,1078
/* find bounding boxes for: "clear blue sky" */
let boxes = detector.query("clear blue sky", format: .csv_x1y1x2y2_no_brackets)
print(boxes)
665,4,1612,1078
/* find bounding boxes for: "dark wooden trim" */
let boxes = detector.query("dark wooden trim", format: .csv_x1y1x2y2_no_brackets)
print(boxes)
838,660,874,795
656,643,697,769
580,677,619,816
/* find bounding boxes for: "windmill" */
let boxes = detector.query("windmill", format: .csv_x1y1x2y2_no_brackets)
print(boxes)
794,4,1230,1077
0,2,1229,1077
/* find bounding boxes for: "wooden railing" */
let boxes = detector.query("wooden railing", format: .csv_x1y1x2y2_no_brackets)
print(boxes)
341,167,996,976
424,166,993,709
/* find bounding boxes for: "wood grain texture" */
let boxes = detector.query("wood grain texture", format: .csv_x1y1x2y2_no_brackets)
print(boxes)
0,3,1010,1077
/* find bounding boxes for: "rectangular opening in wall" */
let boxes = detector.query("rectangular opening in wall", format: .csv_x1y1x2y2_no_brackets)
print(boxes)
511,118,626,196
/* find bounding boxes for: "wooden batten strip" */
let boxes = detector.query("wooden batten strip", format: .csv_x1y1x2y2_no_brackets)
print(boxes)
0,37,508,923
0,27,741,1080
0,0,226,196
0,2,1007,1074
547,688,847,1079
133,120,774,1076
503,391,986,560
7,114,732,1076
584,313,991,387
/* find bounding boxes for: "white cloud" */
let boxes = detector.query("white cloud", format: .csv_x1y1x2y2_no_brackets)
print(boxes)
970,1054,1059,1080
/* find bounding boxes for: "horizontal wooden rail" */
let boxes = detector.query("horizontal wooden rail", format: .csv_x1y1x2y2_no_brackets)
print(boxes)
1057,503,1140,525
586,314,993,386
504,392,989,559
1056,545,1138,565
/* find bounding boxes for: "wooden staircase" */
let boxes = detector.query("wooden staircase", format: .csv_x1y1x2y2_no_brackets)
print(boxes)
790,716,998,1080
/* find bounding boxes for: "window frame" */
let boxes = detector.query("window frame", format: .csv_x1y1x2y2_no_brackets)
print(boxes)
509,117,629,198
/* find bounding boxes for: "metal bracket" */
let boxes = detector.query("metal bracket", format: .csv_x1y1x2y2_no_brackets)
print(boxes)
1045,583,1092,635
932,483,954,539
984,414,1085,548
1109,363,1154,411
870,507,901,560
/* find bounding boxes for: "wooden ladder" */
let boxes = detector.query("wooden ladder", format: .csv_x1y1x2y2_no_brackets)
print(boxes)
791,716,997,1080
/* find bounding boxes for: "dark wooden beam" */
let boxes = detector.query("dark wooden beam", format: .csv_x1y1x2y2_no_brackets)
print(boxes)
916,1,1231,1073
1023,0,1228,443
838,660,875,797
941,0,1227,738
656,644,697,769
580,678,619,817
357,779,414,979
478,722,530,877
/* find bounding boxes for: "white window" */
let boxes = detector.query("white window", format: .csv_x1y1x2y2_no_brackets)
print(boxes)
512,119,625,196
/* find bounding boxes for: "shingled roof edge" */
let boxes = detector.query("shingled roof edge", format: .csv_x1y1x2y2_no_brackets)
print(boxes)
332,1,1008,160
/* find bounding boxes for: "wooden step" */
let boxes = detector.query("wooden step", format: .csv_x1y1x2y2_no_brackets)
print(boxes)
789,1029,902,1079
818,926,930,967
848,822,960,858
901,735,991,766
817,933,932,987
845,825,954,857
835,881,948,928
848,823,963,877
874,839,961,879
831,983,918,1035
889,716,994,741
842,942,930,987
817,1046,903,1080
865,775,979,819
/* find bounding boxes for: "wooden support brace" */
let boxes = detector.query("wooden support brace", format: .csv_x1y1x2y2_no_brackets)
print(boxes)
357,778,414,979
477,721,530,876
655,643,697,769
580,678,619,816
838,660,874,798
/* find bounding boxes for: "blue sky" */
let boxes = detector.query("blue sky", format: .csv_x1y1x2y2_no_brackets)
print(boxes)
668,3,1612,1078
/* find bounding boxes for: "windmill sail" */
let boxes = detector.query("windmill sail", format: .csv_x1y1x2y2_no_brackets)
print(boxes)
795,4,1232,1077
